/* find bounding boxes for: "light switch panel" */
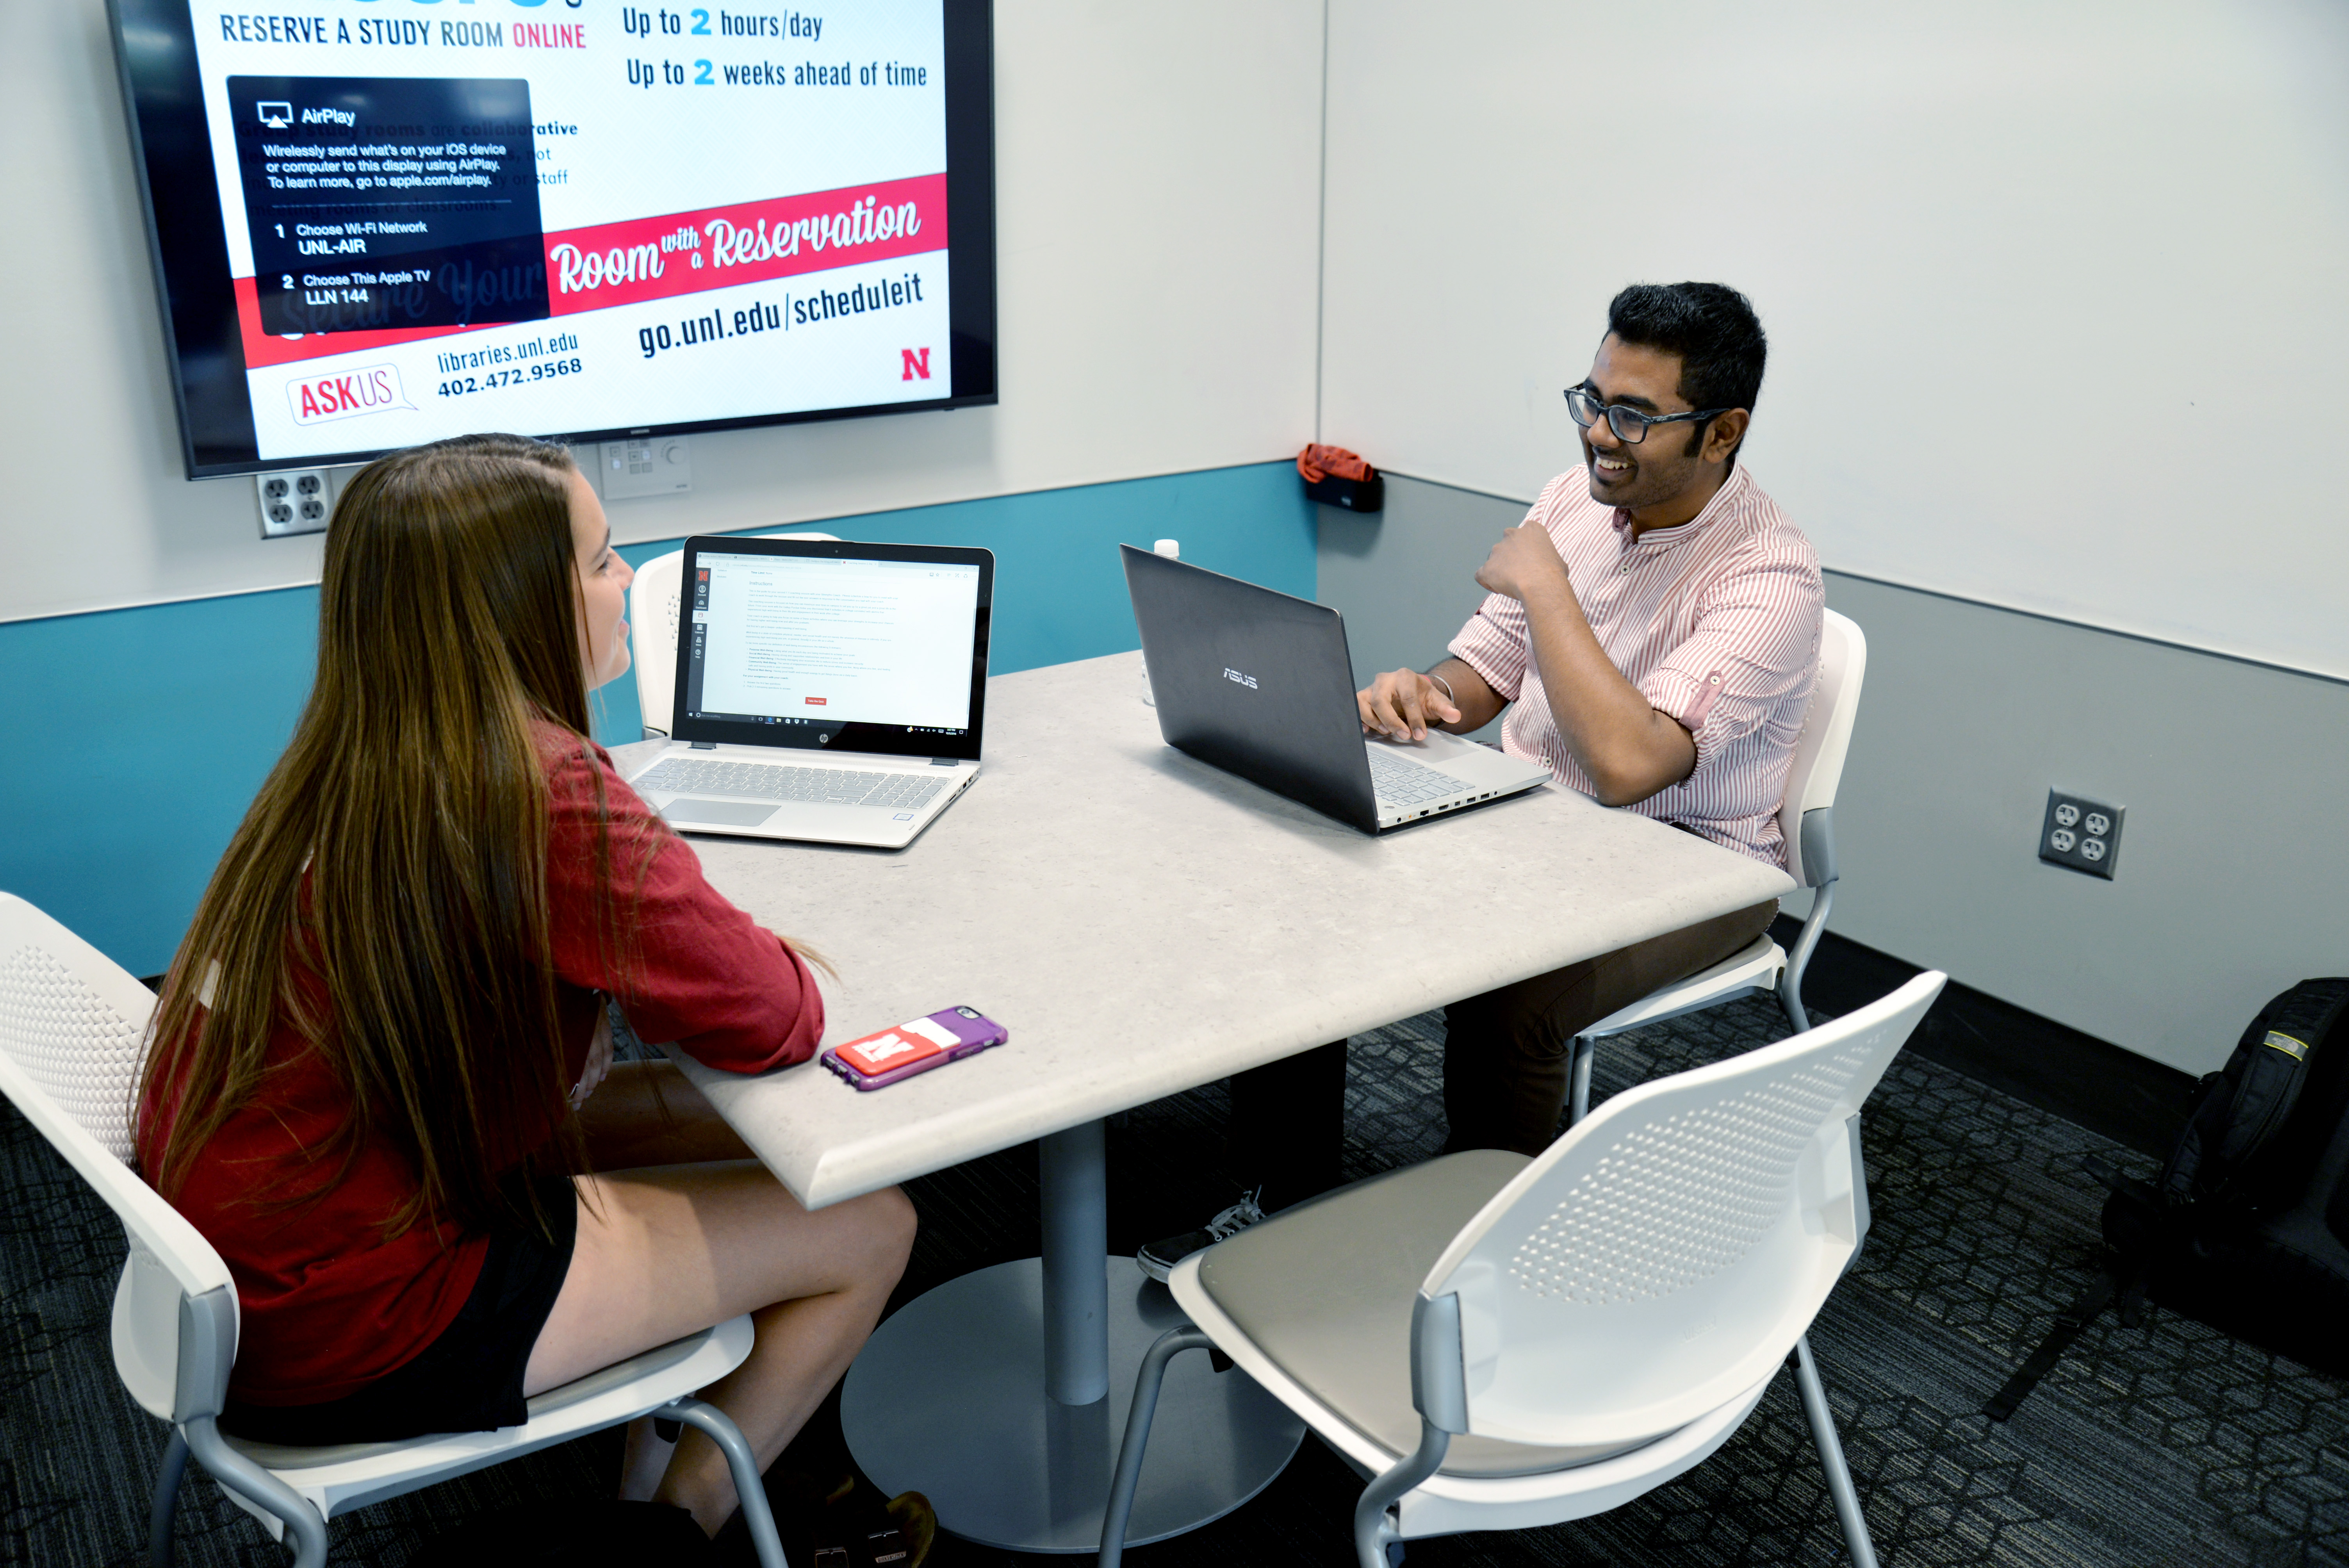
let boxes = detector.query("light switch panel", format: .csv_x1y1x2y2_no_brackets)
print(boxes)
599,435,692,499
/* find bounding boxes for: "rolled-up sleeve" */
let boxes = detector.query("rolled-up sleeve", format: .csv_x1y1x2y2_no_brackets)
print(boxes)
1638,553,1823,772
543,739,824,1074
1448,590,1533,702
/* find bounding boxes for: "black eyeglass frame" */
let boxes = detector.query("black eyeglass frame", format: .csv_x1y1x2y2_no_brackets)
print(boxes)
1563,384,1734,445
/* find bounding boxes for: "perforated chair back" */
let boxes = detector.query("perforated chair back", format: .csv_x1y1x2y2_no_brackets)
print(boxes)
1777,609,1865,888
0,898,151,1164
629,531,842,736
0,893,239,1424
1421,969,1942,1450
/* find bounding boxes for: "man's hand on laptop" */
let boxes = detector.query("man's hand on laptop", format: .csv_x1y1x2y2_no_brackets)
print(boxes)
1359,668,1461,742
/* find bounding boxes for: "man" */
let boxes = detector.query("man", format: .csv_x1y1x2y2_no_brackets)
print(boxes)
1139,281,1819,1278
1358,280,1820,1156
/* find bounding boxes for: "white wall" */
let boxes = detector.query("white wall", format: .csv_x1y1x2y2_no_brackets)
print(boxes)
1318,0,2349,681
0,0,1325,623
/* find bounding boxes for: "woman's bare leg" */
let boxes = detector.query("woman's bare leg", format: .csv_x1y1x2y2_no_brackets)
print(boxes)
531,1060,917,1535
581,1061,759,1504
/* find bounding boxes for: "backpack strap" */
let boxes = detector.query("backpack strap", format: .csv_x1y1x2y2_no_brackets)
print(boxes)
1983,1262,2128,1422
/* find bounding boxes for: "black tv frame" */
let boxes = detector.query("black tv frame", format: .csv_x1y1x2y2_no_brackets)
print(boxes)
107,0,998,480
673,536,993,763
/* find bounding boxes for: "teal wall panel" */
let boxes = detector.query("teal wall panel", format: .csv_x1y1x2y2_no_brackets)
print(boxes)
0,461,1314,977
0,589,319,980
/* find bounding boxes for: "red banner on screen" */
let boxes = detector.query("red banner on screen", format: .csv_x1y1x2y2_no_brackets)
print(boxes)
235,172,949,370
547,172,946,312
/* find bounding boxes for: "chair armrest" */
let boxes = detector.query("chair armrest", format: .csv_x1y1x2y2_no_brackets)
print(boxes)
1797,807,1837,890
1409,1292,1468,1434
176,1286,237,1423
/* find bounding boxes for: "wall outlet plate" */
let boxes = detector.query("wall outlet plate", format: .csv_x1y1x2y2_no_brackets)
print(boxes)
600,435,692,499
256,468,333,538
2040,789,2124,879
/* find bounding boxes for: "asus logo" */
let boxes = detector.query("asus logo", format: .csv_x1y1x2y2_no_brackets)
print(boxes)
1223,667,1259,690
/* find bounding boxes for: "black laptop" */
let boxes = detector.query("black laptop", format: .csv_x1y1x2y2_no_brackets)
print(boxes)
1120,546,1550,833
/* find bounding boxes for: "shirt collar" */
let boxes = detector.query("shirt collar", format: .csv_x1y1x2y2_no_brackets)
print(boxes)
1611,461,1750,550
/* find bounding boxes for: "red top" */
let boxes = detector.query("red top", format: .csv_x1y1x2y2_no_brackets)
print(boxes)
139,729,823,1406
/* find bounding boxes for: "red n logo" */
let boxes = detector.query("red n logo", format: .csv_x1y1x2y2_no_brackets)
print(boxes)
900,347,931,381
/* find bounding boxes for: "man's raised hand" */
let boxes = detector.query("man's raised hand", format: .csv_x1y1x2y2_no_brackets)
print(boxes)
1474,521,1572,605
1358,668,1461,742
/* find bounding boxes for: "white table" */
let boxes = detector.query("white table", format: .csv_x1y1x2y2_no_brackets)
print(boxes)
628,650,1789,1552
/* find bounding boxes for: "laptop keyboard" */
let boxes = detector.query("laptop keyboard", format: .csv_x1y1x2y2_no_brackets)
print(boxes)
636,757,948,812
1366,747,1466,807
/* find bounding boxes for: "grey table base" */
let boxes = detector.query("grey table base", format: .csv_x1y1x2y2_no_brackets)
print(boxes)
840,1119,1303,1552
839,1260,1304,1553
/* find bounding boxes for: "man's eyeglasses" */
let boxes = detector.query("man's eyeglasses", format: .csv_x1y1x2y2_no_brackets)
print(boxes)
1563,385,1732,445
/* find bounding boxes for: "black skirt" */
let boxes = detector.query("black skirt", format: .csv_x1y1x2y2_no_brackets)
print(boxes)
220,1173,580,1446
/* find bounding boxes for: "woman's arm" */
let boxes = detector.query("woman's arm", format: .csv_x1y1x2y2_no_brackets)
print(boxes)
543,737,824,1073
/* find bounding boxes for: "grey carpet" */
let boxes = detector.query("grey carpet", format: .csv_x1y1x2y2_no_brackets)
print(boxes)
2,996,2342,1566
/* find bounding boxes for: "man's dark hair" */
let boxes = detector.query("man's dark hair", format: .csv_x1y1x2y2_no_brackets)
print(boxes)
1605,283,1767,453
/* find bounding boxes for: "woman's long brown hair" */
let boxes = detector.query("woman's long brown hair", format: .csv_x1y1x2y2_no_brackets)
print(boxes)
141,433,622,1240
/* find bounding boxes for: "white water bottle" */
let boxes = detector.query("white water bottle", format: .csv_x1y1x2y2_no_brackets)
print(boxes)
1140,538,1179,706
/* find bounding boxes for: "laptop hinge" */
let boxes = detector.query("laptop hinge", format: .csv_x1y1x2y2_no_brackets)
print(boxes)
931,757,957,766
690,741,717,750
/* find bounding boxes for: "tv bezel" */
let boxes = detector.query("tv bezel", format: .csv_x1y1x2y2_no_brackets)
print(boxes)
106,0,998,481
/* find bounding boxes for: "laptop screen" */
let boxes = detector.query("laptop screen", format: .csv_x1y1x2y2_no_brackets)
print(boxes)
671,536,993,761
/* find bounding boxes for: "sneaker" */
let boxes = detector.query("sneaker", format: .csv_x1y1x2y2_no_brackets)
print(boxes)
884,1490,937,1568
1136,1190,1266,1282
727,1472,934,1568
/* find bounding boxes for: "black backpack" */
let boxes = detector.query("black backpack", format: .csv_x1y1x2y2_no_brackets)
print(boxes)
1986,978,2349,1420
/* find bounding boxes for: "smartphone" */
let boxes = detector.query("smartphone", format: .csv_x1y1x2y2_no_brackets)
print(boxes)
820,1006,1008,1091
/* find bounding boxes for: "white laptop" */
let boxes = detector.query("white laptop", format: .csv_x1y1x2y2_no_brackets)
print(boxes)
624,536,993,850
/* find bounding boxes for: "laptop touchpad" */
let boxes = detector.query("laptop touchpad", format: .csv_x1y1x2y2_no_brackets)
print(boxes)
660,798,781,827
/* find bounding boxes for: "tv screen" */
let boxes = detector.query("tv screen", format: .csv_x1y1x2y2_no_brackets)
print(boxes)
108,0,996,478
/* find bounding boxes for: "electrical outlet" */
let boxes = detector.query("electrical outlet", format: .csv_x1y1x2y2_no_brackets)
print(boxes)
2040,789,2124,879
256,468,333,538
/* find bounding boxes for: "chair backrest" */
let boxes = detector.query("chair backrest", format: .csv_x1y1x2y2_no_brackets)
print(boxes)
1421,968,1943,1449
0,893,238,1423
1777,608,1866,888
629,530,843,737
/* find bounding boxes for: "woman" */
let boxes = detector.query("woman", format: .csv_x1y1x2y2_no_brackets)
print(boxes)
137,433,914,1542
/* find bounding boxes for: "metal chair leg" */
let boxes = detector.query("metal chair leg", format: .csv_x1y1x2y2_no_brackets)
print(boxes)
180,1416,331,1568
1779,880,1835,1034
1789,1335,1877,1568
150,1427,189,1568
659,1397,789,1568
1567,1035,1595,1126
1100,1326,1213,1566
1351,1416,1449,1568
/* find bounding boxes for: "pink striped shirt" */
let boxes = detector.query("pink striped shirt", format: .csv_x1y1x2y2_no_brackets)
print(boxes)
1448,462,1822,868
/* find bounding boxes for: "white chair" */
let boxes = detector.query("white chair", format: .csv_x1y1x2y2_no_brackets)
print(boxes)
1101,968,1945,1568
0,892,789,1568
630,531,843,738
1565,608,1870,1126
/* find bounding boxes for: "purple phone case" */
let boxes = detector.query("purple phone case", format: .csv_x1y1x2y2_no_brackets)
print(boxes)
820,1008,1008,1090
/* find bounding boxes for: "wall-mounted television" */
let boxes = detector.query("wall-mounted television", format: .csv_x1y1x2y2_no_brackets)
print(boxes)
108,0,996,479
